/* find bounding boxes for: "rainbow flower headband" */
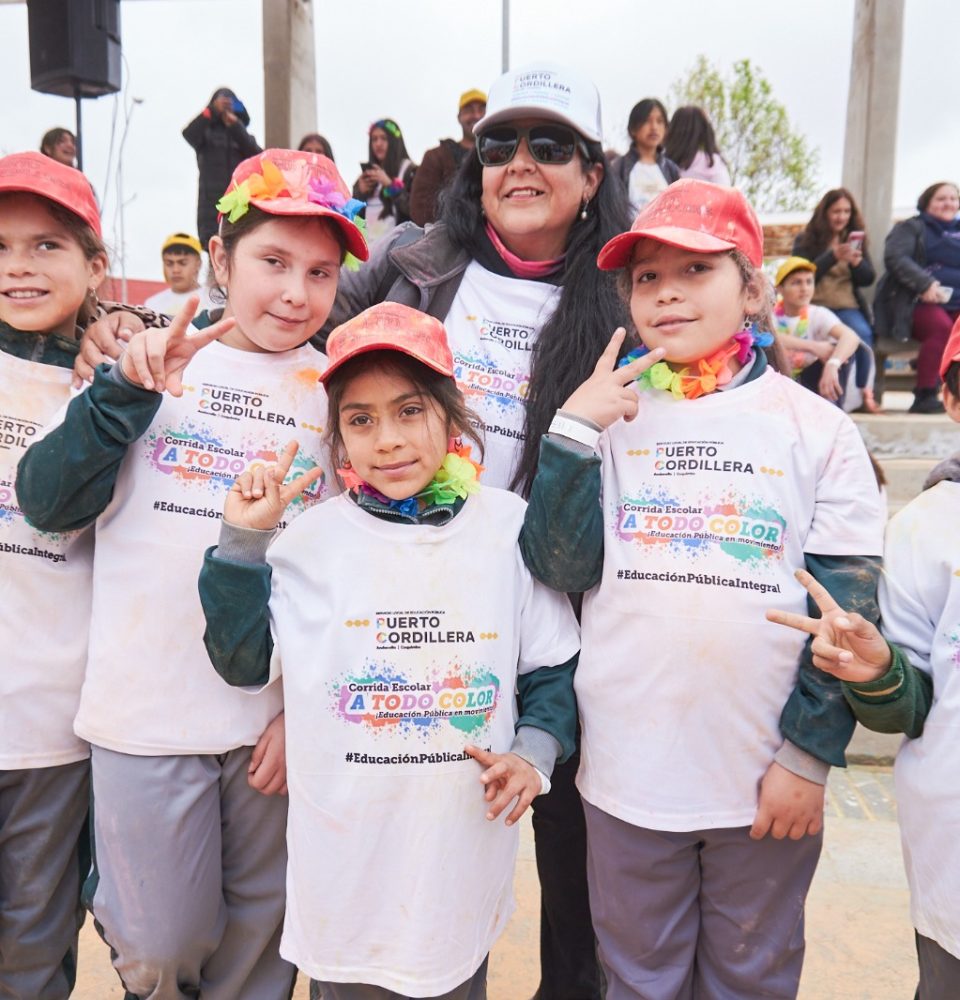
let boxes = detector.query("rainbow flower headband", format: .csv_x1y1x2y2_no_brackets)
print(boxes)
215,159,367,270
371,119,402,139
618,326,775,400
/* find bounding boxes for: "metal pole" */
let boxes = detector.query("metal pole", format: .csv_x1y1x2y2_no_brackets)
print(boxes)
74,92,83,171
501,0,509,73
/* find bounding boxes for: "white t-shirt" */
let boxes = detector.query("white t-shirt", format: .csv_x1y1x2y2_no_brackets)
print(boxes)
444,261,560,490
69,341,333,755
144,285,214,317
880,481,960,959
576,368,884,831
1,350,93,768
777,304,842,370
266,488,580,995
628,160,669,215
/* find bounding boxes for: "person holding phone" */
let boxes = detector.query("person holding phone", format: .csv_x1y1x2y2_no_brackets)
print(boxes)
352,119,417,246
874,181,960,413
182,88,262,249
793,187,879,411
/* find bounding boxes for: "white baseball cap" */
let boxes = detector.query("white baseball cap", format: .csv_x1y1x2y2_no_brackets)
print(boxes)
474,62,603,143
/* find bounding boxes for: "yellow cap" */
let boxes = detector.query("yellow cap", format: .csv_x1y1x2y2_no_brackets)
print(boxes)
775,256,816,286
458,89,487,111
161,232,203,256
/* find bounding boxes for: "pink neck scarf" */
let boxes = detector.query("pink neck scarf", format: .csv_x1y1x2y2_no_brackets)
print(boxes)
484,222,565,279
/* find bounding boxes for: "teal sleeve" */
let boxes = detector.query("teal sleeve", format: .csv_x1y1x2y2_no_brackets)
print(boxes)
15,363,161,532
198,546,274,687
842,642,934,739
519,436,604,593
515,653,578,764
779,553,882,766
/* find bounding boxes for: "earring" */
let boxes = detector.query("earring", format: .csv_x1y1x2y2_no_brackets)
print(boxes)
579,199,588,221
447,434,463,453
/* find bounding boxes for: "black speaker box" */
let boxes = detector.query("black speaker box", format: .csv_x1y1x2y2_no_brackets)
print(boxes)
28,0,122,98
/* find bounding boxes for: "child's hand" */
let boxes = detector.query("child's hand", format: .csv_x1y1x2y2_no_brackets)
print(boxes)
818,361,843,401
766,569,891,684
119,295,234,395
465,745,543,826
561,328,665,430
248,711,287,796
73,310,145,387
224,440,324,531
750,761,824,840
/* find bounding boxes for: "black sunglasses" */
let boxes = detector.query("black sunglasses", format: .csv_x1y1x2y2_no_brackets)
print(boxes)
476,124,589,167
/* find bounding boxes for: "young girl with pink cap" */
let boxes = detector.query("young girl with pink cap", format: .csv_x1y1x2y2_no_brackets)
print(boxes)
521,180,886,998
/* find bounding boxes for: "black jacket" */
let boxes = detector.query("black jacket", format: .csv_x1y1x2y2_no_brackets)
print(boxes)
610,148,681,192
873,217,933,343
182,93,262,248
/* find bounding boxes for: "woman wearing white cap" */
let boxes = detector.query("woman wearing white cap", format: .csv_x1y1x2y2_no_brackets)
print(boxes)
321,61,626,1000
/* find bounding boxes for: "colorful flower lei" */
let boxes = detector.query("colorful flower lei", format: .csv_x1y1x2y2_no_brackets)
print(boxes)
774,302,812,374
618,326,775,400
337,443,484,516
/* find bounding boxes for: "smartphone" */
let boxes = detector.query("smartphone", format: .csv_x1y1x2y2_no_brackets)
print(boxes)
848,231,864,251
360,161,375,172
937,285,954,303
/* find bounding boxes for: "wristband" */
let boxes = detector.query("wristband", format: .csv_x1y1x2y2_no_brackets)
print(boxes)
548,412,601,450
826,357,842,367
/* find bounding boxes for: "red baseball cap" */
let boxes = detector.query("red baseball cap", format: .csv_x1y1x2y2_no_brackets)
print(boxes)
321,303,454,384
941,313,960,379
598,179,764,270
0,151,101,237
218,149,369,262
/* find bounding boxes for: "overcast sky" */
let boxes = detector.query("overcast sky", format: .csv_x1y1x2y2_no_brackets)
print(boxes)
2,0,957,282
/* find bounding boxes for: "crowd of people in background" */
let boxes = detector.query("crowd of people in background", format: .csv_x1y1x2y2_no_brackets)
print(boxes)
5,58,958,1000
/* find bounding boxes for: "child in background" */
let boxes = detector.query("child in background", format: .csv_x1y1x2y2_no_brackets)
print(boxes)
198,302,580,998
521,180,885,998
144,231,214,315
774,255,867,409
768,322,960,999
611,98,680,215
0,150,105,999
17,149,368,1000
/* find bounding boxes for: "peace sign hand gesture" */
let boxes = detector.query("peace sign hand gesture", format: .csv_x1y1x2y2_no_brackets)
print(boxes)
120,295,235,396
766,569,891,684
223,440,324,532
561,328,665,430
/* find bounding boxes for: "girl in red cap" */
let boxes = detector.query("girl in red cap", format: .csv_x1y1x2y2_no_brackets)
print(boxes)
17,150,366,1000
521,179,886,998
0,149,108,998
196,301,584,999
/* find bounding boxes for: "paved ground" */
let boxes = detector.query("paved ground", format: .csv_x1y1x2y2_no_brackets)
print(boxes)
71,765,915,999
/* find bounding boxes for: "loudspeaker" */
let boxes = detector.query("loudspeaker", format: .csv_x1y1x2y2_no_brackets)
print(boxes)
28,0,121,98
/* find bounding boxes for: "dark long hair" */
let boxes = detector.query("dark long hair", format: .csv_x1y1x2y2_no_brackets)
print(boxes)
663,106,722,171
440,139,632,496
795,188,867,256
627,98,669,147
368,120,410,180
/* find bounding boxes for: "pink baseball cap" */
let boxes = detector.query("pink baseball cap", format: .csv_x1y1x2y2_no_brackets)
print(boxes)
218,148,369,262
321,303,454,384
598,179,765,270
941,314,960,379
0,151,101,237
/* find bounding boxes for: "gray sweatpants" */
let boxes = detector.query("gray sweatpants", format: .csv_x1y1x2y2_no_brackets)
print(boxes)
0,760,90,1000
583,800,822,1000
311,956,488,999
89,745,295,1000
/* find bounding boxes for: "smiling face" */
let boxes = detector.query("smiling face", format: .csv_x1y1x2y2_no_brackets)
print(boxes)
370,128,390,164
209,215,341,353
630,108,667,160
0,193,105,337
458,100,486,142
628,241,760,365
338,365,451,500
926,184,960,223
480,117,602,261
826,197,852,235
162,249,202,294
778,269,815,313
